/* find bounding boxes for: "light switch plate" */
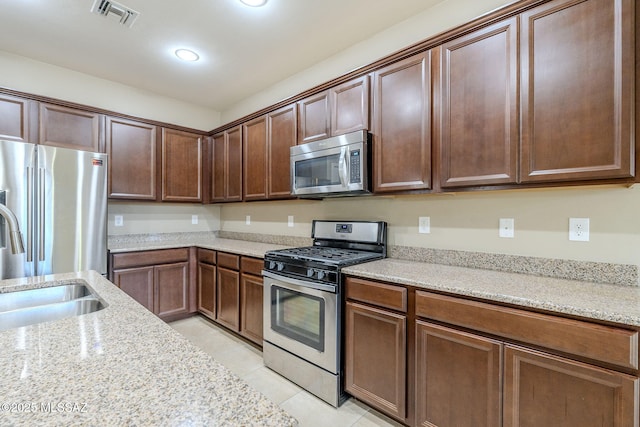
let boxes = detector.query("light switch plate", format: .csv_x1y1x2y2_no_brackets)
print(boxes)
499,218,514,238
114,215,123,227
246,215,251,225
191,215,198,225
288,215,294,227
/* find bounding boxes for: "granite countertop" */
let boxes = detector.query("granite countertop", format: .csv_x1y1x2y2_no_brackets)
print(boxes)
108,234,292,258
0,271,297,426
343,258,640,327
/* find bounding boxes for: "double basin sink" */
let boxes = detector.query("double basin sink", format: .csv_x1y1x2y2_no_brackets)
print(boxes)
0,282,106,331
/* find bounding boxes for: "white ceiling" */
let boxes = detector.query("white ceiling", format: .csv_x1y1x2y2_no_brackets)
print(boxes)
0,0,443,112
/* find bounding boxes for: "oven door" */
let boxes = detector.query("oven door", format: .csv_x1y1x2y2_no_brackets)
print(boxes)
263,271,338,374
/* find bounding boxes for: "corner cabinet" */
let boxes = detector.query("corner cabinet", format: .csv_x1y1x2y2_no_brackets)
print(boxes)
211,126,243,202
520,0,635,183
371,52,432,193
297,75,369,144
243,104,296,201
106,116,158,200
161,128,203,202
110,248,196,321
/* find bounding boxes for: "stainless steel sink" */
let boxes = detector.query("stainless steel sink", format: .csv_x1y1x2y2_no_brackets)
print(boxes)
0,283,106,331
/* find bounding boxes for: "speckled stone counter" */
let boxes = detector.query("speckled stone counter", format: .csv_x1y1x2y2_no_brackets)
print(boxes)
0,271,297,426
108,232,296,258
343,259,640,327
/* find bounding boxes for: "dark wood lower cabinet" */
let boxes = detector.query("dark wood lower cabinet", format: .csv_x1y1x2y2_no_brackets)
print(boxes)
216,266,240,331
154,262,189,319
240,273,263,345
112,266,154,312
197,261,216,319
415,321,502,427
504,345,639,427
345,300,407,421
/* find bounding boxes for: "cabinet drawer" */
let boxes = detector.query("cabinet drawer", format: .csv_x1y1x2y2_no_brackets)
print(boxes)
415,291,639,370
241,256,263,276
346,277,407,313
217,252,240,270
111,248,190,269
198,248,216,265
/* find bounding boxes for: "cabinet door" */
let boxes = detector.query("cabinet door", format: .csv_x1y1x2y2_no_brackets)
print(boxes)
198,261,216,319
154,261,189,319
330,75,370,136
113,266,154,312
520,0,634,182
211,132,227,202
267,104,296,199
226,126,243,201
161,128,202,202
106,116,158,200
0,93,34,143
372,52,432,193
217,266,240,331
504,345,638,427
439,18,518,187
240,272,263,345
39,103,103,152
345,301,407,421
415,321,502,427
243,115,268,200
297,91,330,143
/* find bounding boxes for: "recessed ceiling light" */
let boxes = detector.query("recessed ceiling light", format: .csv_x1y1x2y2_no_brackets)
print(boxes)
175,49,200,62
240,0,267,6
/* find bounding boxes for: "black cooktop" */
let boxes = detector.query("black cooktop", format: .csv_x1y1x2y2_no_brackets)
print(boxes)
270,246,383,266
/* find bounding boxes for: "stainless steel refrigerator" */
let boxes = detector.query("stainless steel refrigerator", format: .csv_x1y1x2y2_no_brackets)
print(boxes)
0,139,107,280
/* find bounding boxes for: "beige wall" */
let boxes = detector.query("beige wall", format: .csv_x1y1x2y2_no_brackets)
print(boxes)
108,202,220,235
0,51,220,131
220,185,640,266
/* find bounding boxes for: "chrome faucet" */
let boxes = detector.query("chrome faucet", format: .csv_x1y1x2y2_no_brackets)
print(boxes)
0,201,25,254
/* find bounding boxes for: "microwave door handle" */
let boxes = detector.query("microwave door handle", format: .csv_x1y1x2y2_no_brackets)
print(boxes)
338,147,349,186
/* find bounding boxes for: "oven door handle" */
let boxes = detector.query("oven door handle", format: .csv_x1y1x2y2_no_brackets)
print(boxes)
263,271,337,294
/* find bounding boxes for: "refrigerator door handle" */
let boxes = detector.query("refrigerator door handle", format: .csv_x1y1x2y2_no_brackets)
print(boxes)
38,168,45,262
26,167,33,262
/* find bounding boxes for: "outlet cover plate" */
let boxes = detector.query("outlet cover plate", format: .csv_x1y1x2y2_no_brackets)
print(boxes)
569,218,589,241
418,217,430,234
114,215,123,227
499,218,514,238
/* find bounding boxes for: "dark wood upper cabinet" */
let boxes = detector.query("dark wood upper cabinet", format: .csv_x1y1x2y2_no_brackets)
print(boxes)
330,75,370,136
298,75,370,144
106,116,158,200
297,91,330,144
0,93,36,143
211,126,243,203
267,104,297,199
161,128,203,202
243,116,268,200
243,104,297,201
520,0,634,183
372,51,432,193
39,103,104,152
438,18,518,188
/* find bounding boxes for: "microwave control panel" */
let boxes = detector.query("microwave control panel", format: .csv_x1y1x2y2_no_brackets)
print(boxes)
349,150,361,183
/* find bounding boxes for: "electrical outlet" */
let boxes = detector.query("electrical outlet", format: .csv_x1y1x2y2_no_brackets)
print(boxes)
499,218,514,238
191,215,198,225
114,215,123,227
246,215,251,225
418,216,430,234
569,218,589,241
288,215,294,227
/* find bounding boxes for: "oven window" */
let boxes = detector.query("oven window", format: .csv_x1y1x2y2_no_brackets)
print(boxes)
271,286,325,352
294,154,341,189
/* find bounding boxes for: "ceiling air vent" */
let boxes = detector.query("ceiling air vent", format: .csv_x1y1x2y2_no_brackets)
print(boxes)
91,0,139,28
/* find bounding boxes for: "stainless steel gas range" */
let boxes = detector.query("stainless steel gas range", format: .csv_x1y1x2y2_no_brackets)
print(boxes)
262,220,387,407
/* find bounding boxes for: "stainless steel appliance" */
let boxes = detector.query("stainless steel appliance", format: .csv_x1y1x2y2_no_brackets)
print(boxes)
263,220,387,407
0,139,108,279
290,130,371,197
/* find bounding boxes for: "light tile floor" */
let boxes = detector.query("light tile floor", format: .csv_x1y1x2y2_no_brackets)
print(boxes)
170,315,404,427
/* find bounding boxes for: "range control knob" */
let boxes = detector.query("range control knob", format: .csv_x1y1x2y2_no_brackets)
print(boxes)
306,268,315,278
317,271,325,280
268,261,276,270
276,262,285,271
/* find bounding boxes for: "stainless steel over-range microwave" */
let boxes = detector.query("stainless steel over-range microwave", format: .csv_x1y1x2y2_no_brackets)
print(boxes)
290,130,371,197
